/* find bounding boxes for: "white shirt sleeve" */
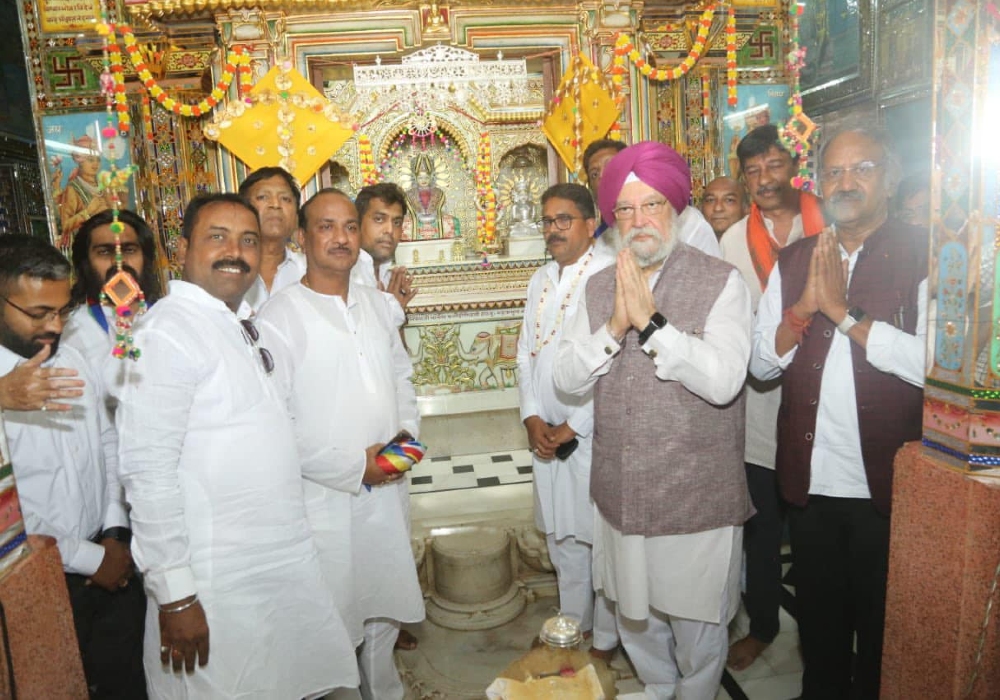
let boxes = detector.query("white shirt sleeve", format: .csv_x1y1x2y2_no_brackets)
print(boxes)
641,269,751,405
864,278,928,388
116,329,200,604
750,264,795,381
553,290,621,397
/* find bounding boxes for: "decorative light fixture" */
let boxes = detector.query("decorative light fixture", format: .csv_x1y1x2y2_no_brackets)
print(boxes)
353,44,530,116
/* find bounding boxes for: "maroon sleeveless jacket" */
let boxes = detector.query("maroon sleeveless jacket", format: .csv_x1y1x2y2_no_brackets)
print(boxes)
776,219,927,515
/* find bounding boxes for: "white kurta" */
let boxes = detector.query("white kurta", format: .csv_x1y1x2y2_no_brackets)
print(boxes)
350,249,406,328
720,214,806,469
116,280,356,699
515,247,613,542
243,247,307,312
258,282,424,631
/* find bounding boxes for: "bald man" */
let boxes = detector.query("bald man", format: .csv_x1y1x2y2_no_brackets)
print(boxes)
555,141,754,700
701,176,746,239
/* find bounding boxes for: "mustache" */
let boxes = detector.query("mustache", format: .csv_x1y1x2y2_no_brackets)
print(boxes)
755,186,779,197
212,258,252,273
830,190,864,203
545,234,567,246
624,226,660,245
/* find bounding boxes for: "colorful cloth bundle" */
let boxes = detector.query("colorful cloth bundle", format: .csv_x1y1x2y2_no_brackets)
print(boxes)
376,437,427,475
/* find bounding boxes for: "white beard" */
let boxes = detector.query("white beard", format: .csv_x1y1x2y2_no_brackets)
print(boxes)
609,224,675,268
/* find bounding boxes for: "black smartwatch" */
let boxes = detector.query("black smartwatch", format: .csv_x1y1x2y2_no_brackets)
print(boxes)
638,312,667,346
101,527,132,544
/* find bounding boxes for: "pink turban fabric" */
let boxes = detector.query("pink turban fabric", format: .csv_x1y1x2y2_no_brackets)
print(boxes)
597,141,692,226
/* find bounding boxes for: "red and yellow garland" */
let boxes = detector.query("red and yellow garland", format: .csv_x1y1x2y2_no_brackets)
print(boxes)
612,3,738,106
97,22,252,120
475,134,497,251
358,134,378,185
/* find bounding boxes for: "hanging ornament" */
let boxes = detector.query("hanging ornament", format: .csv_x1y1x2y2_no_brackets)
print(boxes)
779,0,818,191
97,9,145,360
474,133,497,251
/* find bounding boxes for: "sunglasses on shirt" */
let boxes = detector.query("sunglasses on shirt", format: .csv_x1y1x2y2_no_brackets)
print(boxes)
240,319,275,375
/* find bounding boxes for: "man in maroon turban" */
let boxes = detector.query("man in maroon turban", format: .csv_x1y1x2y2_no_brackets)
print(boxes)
554,141,755,699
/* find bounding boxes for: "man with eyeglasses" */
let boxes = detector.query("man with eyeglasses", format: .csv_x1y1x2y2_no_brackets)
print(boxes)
114,193,357,698
258,189,423,700
584,138,722,258
718,124,828,671
0,234,146,697
554,141,754,700
751,127,927,699
516,183,619,661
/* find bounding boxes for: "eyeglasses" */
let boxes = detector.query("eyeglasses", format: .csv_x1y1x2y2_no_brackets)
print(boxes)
612,200,668,221
536,215,583,231
820,161,883,183
240,319,275,375
1,296,73,324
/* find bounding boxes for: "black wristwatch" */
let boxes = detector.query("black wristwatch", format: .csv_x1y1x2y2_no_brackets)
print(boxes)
101,527,132,545
638,312,667,346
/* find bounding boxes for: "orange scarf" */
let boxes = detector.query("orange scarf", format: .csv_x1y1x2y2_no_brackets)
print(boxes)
746,190,826,289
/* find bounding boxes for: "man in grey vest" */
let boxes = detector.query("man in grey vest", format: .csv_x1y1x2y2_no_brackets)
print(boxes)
554,141,754,700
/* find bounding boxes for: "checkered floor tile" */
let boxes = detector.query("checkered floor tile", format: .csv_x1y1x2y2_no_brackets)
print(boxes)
407,449,534,493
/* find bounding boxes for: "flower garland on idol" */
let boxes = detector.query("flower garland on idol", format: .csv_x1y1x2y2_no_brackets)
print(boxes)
474,134,498,252
612,2,738,105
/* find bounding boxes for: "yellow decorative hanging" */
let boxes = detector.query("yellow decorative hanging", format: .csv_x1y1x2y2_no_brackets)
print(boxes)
205,61,356,183
541,54,620,176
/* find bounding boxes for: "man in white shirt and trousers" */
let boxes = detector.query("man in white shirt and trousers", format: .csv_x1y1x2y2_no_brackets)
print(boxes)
516,183,618,657
0,234,146,697
115,193,357,699
258,188,425,700
554,141,754,700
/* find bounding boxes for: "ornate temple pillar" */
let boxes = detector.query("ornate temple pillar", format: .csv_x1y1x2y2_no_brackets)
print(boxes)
882,2,1000,696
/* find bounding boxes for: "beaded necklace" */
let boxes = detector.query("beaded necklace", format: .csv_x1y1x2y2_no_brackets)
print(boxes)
531,249,593,357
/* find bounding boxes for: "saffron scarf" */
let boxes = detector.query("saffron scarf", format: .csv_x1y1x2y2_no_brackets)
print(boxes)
746,190,826,289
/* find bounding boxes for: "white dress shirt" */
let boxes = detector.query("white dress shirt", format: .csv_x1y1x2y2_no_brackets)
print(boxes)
242,247,306,311
552,258,751,622
258,281,424,633
516,245,614,542
750,246,928,498
0,343,127,575
720,213,807,469
115,280,356,698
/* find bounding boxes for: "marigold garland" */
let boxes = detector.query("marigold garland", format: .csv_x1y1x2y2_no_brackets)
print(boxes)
779,0,817,191
612,2,738,107
358,134,378,185
474,134,498,251
97,21,251,119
